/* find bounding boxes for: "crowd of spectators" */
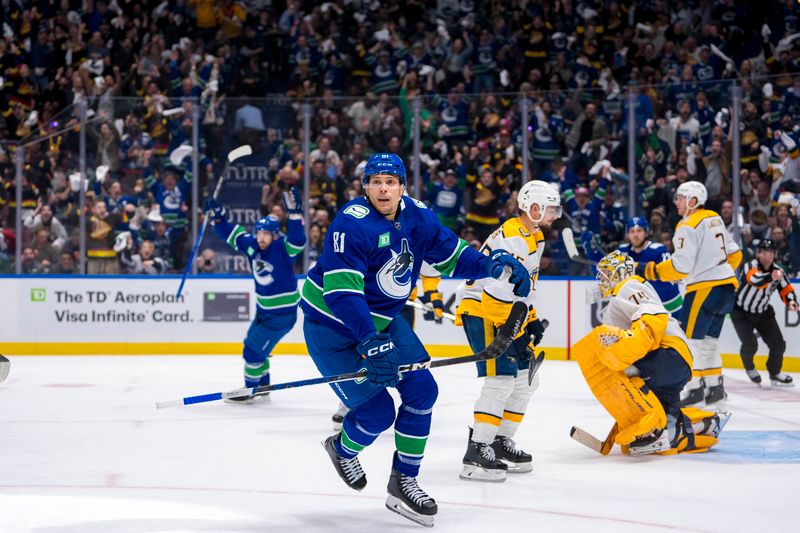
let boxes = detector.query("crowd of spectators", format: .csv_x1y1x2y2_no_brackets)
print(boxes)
2,1,800,277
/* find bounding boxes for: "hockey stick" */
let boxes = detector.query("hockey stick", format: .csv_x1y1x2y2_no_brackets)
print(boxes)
0,354,9,383
156,301,528,409
562,227,597,266
175,144,252,298
404,299,457,322
527,351,545,386
570,423,618,455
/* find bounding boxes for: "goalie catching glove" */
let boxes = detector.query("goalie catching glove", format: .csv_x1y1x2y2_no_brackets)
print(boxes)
357,332,402,388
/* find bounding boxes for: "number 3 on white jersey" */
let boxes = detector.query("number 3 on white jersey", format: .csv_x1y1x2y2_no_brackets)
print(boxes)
333,231,346,253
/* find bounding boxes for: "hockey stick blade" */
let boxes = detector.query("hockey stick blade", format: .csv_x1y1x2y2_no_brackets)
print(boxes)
527,351,545,385
156,301,527,409
562,228,597,266
570,424,618,455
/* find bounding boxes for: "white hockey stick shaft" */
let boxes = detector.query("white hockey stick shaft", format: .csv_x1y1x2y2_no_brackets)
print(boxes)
404,299,456,322
562,228,597,266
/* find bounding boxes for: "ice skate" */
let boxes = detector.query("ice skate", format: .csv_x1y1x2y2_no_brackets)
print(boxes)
331,402,349,432
704,378,727,406
322,435,367,491
386,467,437,528
460,428,507,482
746,369,762,386
680,385,706,407
224,393,259,404
693,411,732,438
491,435,532,473
770,372,794,387
626,428,670,455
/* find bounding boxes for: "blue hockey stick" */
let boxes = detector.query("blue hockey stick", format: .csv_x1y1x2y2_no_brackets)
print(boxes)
175,144,252,298
155,301,527,409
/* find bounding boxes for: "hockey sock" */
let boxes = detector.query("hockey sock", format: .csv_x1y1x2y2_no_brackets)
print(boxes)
244,360,268,388
337,390,396,459
393,370,438,477
497,373,540,439
473,375,515,444
258,359,271,386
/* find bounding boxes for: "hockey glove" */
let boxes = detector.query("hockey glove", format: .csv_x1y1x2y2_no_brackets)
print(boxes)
525,318,545,347
420,290,444,323
356,332,401,388
487,249,531,297
283,186,303,220
203,198,227,223
634,261,657,281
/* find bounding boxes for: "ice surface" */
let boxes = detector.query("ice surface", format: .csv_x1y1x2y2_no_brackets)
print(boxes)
1,356,798,533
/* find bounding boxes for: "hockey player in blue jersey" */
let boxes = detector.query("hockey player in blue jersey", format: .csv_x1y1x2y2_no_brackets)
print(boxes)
204,187,305,404
300,152,531,528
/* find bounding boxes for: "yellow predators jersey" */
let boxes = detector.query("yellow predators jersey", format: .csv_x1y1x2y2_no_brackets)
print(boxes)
602,276,692,370
408,262,442,302
655,209,741,292
456,217,544,327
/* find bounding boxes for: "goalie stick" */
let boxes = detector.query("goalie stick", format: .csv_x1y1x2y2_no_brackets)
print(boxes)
570,423,618,455
156,301,529,409
562,227,598,266
176,144,253,298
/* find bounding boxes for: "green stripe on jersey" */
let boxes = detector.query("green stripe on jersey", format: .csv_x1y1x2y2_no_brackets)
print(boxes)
664,294,683,313
284,240,304,257
431,239,469,277
395,431,428,457
323,270,365,294
256,291,300,309
302,279,391,332
227,225,246,249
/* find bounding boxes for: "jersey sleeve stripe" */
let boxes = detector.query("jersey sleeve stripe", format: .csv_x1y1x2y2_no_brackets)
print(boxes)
431,238,469,277
323,270,366,293
284,240,304,257
226,225,247,249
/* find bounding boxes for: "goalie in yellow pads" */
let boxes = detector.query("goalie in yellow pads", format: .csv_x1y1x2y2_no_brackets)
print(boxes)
574,250,730,455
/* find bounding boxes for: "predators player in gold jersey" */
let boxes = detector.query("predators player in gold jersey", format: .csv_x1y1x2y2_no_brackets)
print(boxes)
574,250,730,455
635,181,742,407
455,180,559,482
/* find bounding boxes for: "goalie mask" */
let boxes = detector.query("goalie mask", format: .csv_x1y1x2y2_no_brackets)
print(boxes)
596,250,635,297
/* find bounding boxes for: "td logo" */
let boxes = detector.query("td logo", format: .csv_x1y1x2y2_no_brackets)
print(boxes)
30,288,46,302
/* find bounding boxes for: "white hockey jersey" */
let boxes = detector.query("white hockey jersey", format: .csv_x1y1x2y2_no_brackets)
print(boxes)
652,209,742,293
456,217,543,327
604,276,693,368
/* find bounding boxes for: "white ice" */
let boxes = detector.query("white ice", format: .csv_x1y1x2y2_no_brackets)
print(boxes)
2,355,798,533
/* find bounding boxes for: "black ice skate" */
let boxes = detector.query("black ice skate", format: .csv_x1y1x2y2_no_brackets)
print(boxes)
385,467,437,528
705,378,727,406
223,393,260,404
331,402,349,432
770,372,794,387
680,385,705,407
322,435,367,491
746,369,762,386
491,435,532,473
460,428,507,482
626,428,670,456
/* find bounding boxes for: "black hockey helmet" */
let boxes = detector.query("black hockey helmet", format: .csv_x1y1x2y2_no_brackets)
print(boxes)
757,239,777,252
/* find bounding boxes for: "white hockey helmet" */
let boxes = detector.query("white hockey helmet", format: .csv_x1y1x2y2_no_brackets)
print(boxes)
675,181,707,208
518,180,562,224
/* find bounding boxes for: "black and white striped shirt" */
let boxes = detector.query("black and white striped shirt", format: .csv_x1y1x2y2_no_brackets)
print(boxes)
735,259,798,314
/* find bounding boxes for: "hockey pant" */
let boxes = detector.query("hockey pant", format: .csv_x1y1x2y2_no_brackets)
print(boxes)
680,285,735,390
731,305,787,376
242,311,297,387
305,316,437,477
461,314,540,443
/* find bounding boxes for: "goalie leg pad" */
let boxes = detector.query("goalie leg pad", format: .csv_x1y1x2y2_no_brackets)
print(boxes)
574,332,666,446
473,375,515,444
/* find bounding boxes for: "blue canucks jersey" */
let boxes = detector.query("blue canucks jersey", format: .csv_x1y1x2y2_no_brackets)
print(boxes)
214,217,306,317
301,196,490,341
619,241,682,314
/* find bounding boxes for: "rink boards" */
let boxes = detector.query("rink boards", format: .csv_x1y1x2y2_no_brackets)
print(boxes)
1,275,799,371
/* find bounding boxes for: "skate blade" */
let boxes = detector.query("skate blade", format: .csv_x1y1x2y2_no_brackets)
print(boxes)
459,464,507,482
715,412,732,436
385,494,434,528
223,397,256,405
502,460,532,473
770,381,795,388
626,436,671,456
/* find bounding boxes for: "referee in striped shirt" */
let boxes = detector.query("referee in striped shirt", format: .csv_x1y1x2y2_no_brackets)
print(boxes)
731,239,798,387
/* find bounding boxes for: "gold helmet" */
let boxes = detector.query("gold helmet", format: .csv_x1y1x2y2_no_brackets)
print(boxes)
596,250,635,297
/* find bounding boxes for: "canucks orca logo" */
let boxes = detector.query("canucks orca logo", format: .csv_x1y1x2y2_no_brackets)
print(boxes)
377,238,415,299
253,258,275,287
